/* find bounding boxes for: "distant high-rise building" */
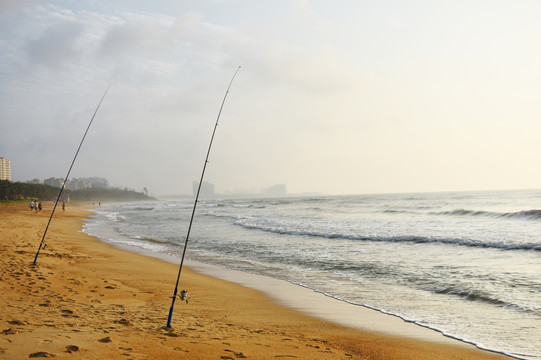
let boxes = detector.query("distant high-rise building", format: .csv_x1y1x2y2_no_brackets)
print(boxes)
193,181,215,197
65,177,109,190
44,177,65,188
264,184,287,197
0,157,11,181
66,178,92,190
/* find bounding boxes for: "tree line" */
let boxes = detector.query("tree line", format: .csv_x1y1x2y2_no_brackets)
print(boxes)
0,180,152,201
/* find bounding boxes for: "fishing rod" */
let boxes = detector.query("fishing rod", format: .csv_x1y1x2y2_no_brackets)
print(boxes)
33,85,111,265
166,66,241,328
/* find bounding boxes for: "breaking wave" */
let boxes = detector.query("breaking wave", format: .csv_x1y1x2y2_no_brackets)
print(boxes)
431,209,541,220
233,218,541,252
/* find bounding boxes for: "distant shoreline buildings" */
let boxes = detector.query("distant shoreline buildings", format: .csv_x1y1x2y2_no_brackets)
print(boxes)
25,176,109,190
194,181,287,198
193,181,215,197
263,184,287,197
30,177,110,190
0,157,11,181
0,159,149,198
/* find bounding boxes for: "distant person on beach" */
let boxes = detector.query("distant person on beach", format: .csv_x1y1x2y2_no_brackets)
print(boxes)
38,202,42,211
30,201,34,211
62,201,65,211
35,201,38,213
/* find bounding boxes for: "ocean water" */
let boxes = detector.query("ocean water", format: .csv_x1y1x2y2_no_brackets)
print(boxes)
82,189,541,359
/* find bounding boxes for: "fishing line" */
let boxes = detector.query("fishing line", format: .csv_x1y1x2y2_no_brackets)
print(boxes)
33,85,111,265
166,66,241,328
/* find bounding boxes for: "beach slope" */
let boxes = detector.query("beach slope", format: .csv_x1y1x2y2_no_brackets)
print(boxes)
0,203,512,359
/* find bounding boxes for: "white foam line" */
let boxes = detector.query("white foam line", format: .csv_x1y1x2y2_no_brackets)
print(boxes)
182,259,524,359
88,231,524,359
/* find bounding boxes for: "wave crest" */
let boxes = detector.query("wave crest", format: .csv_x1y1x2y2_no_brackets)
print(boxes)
233,218,541,252
431,208,541,220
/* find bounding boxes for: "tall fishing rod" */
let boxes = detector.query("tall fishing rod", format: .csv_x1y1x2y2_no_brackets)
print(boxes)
166,66,241,328
33,85,111,265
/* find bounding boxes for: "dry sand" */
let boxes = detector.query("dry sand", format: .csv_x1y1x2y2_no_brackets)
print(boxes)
0,202,513,359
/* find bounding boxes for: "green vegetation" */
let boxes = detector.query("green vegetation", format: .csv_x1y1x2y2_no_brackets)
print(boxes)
0,180,152,202
0,180,59,201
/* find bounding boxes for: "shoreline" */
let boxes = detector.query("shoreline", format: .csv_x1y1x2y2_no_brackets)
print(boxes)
1,202,515,359
108,243,520,358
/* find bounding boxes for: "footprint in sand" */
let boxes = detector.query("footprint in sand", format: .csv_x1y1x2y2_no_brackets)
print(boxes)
65,345,79,353
28,351,55,358
223,349,247,358
8,320,26,326
113,319,131,326
98,336,112,343
60,309,78,318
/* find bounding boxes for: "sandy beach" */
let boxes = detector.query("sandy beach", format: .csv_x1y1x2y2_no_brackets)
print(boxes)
0,202,513,359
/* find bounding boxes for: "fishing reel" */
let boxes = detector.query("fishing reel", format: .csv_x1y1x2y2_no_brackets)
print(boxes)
178,289,188,304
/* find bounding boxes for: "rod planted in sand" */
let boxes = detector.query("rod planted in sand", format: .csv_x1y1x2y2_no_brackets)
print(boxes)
167,66,241,328
33,85,111,265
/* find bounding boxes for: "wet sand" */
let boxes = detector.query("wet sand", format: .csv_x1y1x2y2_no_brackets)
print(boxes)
0,202,513,359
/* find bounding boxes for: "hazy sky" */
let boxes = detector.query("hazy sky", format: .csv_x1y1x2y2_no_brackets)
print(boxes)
1,1,540,196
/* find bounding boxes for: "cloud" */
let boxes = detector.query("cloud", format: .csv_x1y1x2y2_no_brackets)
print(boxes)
3,1,541,195
25,21,85,68
0,0,40,14
99,19,169,58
